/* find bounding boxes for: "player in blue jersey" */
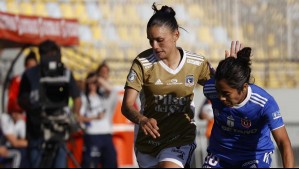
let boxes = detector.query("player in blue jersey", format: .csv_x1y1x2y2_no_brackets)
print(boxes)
202,46,294,168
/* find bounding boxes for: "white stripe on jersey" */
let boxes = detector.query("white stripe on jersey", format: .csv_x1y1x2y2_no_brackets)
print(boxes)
138,55,157,67
251,96,266,105
204,91,218,94
186,55,205,62
204,87,216,91
252,93,268,102
249,99,265,107
250,93,268,107
185,51,205,59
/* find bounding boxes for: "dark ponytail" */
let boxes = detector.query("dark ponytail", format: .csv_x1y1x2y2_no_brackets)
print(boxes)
147,3,179,32
215,47,252,92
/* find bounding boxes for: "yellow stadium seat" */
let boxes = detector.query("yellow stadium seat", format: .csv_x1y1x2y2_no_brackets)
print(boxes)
267,33,275,47
118,26,130,42
74,2,88,22
197,26,213,44
98,2,110,19
187,4,204,19
111,4,124,24
6,0,19,14
35,1,48,17
20,1,33,15
91,24,103,41
124,5,140,24
99,48,107,59
60,2,74,19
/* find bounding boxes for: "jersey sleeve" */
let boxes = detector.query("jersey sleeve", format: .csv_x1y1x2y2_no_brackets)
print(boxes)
125,59,143,92
203,78,218,100
263,97,285,131
197,59,214,86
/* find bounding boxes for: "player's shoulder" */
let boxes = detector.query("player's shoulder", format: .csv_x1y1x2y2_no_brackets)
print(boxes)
249,84,275,107
184,49,206,60
250,84,273,99
203,78,218,99
183,49,207,66
134,49,158,69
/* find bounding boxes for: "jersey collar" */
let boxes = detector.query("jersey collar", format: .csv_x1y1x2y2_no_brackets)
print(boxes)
233,85,252,109
156,47,186,75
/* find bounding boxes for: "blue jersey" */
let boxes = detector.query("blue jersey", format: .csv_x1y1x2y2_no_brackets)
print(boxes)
203,78,284,161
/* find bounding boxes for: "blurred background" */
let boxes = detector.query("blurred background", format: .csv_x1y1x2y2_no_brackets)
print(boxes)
0,0,298,168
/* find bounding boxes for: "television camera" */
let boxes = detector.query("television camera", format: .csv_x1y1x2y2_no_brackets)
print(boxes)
39,55,81,168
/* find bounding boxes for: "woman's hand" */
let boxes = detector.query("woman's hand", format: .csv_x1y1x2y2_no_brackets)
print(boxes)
225,41,243,58
139,116,160,139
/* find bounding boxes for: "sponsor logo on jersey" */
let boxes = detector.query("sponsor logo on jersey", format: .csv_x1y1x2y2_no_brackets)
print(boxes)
147,140,161,147
155,79,163,85
227,115,235,127
185,75,194,87
154,94,191,115
272,111,282,120
241,118,251,128
221,125,258,135
167,79,182,86
127,69,137,82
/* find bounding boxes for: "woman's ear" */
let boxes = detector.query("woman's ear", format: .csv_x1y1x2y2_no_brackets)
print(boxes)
243,83,249,92
174,29,180,42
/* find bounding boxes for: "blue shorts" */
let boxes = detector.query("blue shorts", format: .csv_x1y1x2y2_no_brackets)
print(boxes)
202,151,273,168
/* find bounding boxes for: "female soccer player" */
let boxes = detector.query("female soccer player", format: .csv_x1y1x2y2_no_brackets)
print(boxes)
121,3,215,168
203,47,294,168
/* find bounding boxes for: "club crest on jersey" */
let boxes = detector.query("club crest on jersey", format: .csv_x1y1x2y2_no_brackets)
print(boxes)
128,70,137,82
241,118,251,128
185,75,194,87
227,115,235,127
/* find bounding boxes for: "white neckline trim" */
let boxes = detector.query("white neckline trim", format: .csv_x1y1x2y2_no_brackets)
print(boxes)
156,48,186,75
233,86,252,109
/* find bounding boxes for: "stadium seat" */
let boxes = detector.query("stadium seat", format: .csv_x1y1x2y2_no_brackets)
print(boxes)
46,2,61,18
20,1,33,15
6,0,19,14
85,1,101,20
91,24,104,41
197,26,213,45
35,1,48,17
0,1,7,12
74,2,88,22
187,4,204,19
60,2,74,19
118,26,130,42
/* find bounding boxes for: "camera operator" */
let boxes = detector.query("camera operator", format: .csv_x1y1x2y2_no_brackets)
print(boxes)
18,40,81,168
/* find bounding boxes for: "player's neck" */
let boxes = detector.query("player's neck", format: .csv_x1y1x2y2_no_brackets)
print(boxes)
163,48,182,70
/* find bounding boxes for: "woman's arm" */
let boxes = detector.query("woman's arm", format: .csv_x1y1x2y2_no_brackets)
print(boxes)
121,88,160,139
272,126,294,168
5,134,28,148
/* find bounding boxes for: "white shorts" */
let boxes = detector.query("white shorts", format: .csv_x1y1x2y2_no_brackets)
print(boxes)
136,143,197,168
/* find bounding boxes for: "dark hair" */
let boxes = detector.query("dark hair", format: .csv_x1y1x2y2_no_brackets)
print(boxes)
147,3,179,32
24,51,37,67
38,40,61,57
96,61,110,75
85,71,100,110
215,47,252,92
